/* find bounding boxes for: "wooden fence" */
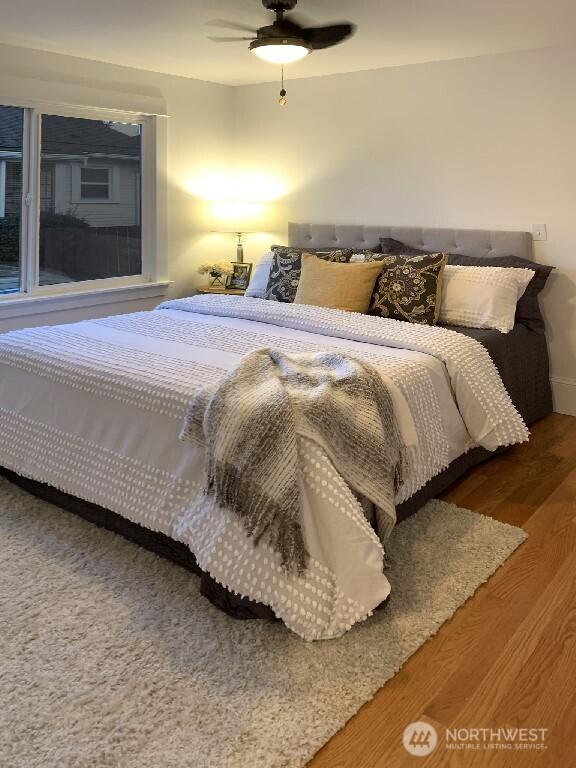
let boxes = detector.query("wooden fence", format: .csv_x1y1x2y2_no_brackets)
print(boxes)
40,226,141,280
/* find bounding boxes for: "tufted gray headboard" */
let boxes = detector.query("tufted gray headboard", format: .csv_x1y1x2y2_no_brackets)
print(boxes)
288,223,533,260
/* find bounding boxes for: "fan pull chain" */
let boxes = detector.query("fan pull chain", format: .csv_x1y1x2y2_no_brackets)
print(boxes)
278,65,287,107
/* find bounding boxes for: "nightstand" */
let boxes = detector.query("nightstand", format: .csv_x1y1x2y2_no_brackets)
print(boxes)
197,286,246,296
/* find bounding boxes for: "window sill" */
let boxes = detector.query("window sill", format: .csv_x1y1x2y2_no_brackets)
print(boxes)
0,281,171,320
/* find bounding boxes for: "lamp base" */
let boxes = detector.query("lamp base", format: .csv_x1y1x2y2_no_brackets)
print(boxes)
236,232,244,263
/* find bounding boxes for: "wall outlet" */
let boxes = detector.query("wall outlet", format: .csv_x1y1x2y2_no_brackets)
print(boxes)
531,223,547,241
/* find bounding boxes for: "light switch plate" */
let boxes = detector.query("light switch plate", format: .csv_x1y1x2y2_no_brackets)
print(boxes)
531,223,547,241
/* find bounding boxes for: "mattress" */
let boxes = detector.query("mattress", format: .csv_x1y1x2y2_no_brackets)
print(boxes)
0,297,538,637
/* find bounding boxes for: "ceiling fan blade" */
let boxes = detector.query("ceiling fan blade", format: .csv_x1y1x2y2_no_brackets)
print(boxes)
284,12,316,29
206,18,258,34
208,36,255,42
304,23,356,50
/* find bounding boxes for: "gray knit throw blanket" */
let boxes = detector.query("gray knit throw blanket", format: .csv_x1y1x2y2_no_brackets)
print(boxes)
180,349,407,575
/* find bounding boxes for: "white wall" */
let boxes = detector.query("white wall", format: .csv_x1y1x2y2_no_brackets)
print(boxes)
233,46,576,415
0,42,234,329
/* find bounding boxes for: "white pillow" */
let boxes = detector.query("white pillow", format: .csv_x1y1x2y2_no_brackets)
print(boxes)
439,265,534,333
245,251,274,298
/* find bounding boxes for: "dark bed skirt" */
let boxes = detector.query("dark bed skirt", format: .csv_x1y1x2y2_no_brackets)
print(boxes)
396,445,498,520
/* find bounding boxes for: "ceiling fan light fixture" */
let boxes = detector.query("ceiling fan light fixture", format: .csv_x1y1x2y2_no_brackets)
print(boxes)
249,38,310,64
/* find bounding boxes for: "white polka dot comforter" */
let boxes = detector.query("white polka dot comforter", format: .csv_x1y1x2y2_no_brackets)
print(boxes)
0,295,527,639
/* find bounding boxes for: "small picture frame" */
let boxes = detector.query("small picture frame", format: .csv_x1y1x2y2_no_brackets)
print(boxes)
226,262,252,290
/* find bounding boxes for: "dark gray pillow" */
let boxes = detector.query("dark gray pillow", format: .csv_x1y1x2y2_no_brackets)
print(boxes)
378,237,553,332
377,237,427,256
265,246,353,302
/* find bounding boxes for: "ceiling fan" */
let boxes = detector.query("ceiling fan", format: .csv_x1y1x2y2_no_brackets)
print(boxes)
209,0,356,65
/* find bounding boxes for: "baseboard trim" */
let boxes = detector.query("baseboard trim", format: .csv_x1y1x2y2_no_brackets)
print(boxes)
551,377,576,417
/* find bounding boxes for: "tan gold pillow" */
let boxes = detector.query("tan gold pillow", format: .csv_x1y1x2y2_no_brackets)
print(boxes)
294,253,384,313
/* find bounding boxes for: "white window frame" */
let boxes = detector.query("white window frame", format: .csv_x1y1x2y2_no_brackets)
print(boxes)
0,100,166,310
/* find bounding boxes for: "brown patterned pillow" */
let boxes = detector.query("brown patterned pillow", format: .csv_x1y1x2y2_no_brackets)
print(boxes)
367,252,447,324
265,246,352,302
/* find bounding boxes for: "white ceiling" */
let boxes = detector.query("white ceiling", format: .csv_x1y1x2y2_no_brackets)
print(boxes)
0,0,575,86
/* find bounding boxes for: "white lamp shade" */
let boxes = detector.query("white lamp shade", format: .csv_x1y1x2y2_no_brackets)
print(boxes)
210,200,268,233
251,43,310,64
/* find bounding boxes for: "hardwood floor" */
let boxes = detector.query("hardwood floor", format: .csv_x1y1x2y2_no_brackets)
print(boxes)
309,412,576,767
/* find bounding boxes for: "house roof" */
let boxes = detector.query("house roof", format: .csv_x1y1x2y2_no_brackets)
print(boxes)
0,108,140,158
41,116,140,157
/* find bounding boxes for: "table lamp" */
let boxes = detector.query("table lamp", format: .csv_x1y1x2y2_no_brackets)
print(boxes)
210,200,267,263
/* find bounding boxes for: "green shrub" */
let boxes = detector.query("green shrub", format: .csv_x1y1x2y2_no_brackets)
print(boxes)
0,216,20,264
0,212,90,265
40,212,89,229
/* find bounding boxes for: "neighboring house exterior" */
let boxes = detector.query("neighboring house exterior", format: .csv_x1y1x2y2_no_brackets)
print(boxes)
0,109,141,227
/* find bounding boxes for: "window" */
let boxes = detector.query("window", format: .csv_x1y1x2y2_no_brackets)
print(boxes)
0,105,154,296
40,115,142,286
80,167,112,201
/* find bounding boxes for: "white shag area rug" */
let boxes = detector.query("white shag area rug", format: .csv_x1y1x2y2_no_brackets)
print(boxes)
0,477,527,768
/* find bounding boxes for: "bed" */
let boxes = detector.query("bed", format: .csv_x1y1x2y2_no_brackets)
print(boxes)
0,224,552,639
